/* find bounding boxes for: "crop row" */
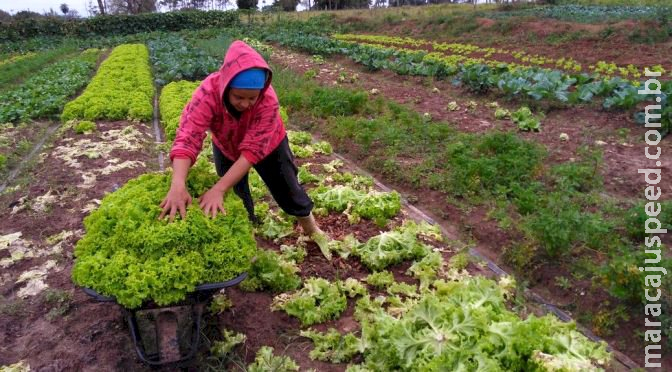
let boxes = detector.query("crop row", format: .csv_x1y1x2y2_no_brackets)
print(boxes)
0,43,80,90
334,33,669,81
61,44,154,122
490,4,672,23
271,66,672,318
147,33,219,86
159,80,200,142
0,51,36,67
262,31,671,135
0,49,102,124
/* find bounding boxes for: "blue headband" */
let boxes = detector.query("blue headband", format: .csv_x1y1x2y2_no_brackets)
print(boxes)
229,68,266,89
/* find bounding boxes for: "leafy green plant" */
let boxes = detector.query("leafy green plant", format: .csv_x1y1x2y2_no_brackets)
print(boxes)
444,132,545,198
448,252,470,270
240,248,301,293
304,68,318,79
0,49,101,123
208,293,233,314
353,226,430,271
286,130,312,145
0,43,78,89
148,34,219,86
271,277,349,326
210,329,246,357
365,271,395,289
309,87,368,117
458,64,495,93
352,277,610,371
74,120,96,134
495,108,511,120
310,185,401,226
623,200,672,241
159,80,200,142
71,162,256,309
511,106,541,132
247,346,299,372
554,276,572,290
61,44,154,122
597,245,672,306
301,328,361,363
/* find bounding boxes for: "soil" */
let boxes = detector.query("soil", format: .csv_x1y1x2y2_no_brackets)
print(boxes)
384,17,672,72
0,120,158,371
0,122,53,182
269,44,672,370
0,118,477,371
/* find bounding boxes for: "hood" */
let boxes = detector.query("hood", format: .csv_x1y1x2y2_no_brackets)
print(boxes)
218,40,273,104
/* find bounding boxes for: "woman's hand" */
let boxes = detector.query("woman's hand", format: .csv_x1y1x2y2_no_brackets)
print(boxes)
159,184,193,222
199,186,227,219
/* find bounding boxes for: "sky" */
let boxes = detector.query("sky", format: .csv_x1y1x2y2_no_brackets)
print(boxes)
0,0,91,16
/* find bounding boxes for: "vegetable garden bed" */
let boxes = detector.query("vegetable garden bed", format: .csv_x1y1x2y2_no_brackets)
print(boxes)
0,15,669,370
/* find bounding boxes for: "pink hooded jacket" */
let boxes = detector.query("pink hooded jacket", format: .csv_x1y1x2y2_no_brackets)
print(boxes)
169,40,286,165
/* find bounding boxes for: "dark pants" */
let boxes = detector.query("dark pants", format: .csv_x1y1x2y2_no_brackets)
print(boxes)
212,136,313,222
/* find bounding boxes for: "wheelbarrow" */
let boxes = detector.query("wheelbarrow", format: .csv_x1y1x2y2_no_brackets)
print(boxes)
83,272,247,366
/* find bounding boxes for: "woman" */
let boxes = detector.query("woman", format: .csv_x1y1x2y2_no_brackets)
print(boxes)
159,40,323,240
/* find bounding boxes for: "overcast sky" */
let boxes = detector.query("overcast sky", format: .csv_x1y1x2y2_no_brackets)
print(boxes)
0,0,90,16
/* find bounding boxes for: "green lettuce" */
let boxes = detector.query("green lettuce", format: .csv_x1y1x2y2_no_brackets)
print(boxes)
72,166,256,309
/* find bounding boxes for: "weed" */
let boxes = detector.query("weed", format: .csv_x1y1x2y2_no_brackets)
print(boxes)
0,298,28,317
208,292,233,315
503,241,539,273
599,26,616,40
592,303,630,337
303,68,318,80
309,87,367,117
616,127,630,142
310,54,325,65
554,276,572,290
43,288,73,320
16,139,31,155
545,31,589,45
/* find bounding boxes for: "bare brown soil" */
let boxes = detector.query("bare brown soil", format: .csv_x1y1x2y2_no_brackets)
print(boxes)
0,122,53,182
270,45,672,370
384,17,672,73
0,120,158,371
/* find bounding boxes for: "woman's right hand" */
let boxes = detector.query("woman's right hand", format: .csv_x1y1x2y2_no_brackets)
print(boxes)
159,184,193,222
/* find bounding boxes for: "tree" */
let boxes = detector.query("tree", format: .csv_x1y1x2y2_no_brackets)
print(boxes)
311,0,368,10
0,9,12,22
13,10,43,20
237,0,258,9
273,0,299,11
216,0,232,9
108,0,157,14
87,0,107,14
60,3,70,15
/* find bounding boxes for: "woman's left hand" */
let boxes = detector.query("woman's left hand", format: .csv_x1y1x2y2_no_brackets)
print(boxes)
199,186,227,218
